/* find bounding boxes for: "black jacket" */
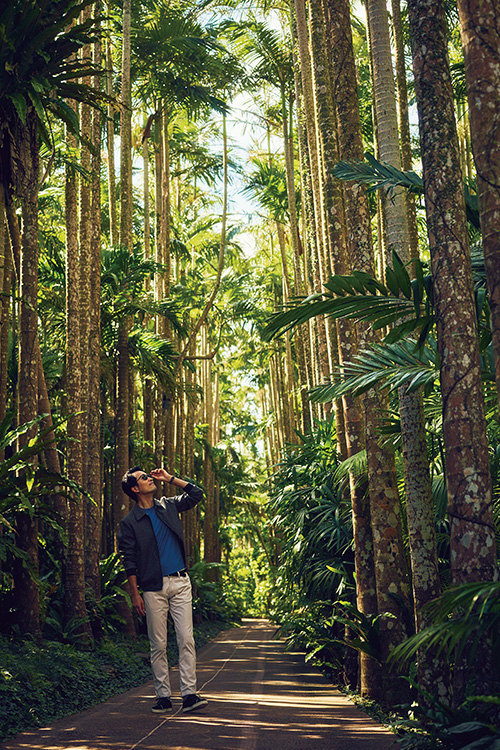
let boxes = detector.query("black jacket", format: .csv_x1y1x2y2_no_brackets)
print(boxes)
117,483,203,591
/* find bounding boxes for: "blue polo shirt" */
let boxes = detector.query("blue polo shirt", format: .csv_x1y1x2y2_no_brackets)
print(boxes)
143,506,185,576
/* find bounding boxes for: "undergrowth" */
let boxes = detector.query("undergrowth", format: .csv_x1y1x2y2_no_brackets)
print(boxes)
0,619,231,742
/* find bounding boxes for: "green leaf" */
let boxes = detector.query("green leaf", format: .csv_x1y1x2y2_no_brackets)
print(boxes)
28,89,45,125
8,93,27,123
392,251,412,299
385,266,400,297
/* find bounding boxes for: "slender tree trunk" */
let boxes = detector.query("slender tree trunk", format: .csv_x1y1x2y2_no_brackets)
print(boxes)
79,3,92,498
86,8,103,603
12,110,42,641
312,2,381,693
114,0,132,545
105,5,118,247
182,337,198,563
202,327,217,581
64,99,93,642
391,0,419,262
0,186,11,449
292,1,334,399
119,0,132,253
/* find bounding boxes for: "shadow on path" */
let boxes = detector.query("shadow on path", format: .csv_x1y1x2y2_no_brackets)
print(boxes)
2,619,397,750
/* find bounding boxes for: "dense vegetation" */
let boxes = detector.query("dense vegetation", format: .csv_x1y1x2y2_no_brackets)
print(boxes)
1,0,499,747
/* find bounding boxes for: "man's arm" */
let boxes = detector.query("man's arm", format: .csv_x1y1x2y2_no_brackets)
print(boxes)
150,467,203,512
117,519,138,582
128,574,146,616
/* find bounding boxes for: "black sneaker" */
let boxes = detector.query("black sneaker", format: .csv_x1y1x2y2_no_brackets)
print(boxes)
182,694,208,712
151,697,172,713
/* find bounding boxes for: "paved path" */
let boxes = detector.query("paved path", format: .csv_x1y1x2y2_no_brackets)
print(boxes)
2,619,396,750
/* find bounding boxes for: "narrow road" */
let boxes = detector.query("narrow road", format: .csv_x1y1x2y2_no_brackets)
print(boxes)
2,619,396,750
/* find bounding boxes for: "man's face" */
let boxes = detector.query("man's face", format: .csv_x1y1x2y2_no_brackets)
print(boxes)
132,471,156,494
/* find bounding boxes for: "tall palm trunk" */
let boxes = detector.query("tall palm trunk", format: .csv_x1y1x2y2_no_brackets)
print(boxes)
281,88,310,435
407,0,498,702
64,99,92,641
79,3,92,494
182,337,197,562
408,0,497,582
456,0,500,416
105,3,118,247
86,7,103,602
115,0,132,538
407,0,497,587
390,0,419,261
202,326,217,579
0,186,11,449
364,0,442,699
292,0,334,399
11,109,42,641
324,0,414,700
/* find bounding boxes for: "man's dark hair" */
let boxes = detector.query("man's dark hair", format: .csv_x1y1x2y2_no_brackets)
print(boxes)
122,466,143,501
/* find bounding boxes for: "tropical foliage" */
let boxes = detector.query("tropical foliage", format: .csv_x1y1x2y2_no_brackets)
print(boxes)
1,0,500,745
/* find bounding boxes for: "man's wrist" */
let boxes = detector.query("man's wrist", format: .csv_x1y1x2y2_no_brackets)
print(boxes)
169,474,175,484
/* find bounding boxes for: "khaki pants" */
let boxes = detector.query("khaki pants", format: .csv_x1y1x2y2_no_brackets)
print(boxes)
143,575,197,698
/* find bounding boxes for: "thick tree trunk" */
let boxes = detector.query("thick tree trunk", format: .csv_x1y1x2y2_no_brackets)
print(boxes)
408,0,498,702
407,0,497,586
456,0,500,416
324,0,414,701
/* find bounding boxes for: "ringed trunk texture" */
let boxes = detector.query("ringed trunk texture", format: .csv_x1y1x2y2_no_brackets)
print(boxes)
365,0,410,266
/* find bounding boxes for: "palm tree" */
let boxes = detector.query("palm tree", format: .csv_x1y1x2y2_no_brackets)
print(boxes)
406,0,497,586
114,0,133,548
363,0,443,701
0,0,103,639
456,0,500,417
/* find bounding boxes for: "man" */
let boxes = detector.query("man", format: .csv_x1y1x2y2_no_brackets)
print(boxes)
118,466,208,714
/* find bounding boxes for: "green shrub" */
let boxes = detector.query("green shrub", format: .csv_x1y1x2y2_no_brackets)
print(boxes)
0,620,231,742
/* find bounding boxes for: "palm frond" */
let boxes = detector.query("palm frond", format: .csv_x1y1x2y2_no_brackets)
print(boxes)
333,153,480,229
390,581,500,667
262,252,434,344
309,339,439,402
